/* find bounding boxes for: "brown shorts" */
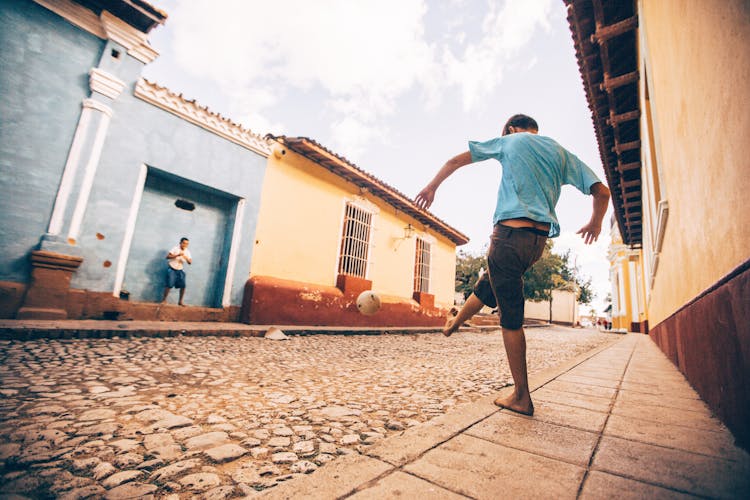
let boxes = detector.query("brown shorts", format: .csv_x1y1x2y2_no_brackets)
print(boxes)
473,224,547,330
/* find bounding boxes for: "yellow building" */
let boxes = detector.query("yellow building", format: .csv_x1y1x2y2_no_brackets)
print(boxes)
607,216,647,332
566,0,750,446
244,136,468,327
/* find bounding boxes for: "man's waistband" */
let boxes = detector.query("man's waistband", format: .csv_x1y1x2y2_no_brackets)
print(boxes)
497,223,549,237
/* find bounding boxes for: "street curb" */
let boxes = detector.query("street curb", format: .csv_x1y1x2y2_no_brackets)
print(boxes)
0,321,550,340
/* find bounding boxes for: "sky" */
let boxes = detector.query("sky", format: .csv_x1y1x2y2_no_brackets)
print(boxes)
141,0,614,315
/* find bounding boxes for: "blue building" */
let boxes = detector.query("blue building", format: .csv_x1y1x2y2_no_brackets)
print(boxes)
0,0,270,320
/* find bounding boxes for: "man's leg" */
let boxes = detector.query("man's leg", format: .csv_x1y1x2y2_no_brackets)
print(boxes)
178,287,186,306
444,293,484,336
494,327,533,415
162,287,170,303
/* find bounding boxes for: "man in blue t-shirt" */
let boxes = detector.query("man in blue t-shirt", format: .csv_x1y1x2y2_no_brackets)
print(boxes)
416,114,610,416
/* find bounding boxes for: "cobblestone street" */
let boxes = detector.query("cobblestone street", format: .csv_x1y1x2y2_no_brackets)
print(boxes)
0,326,615,498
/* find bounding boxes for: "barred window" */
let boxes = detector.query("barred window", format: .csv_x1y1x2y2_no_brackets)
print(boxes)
337,203,373,278
413,237,431,293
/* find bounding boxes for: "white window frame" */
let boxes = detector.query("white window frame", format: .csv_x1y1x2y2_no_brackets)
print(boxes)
413,236,433,294
336,198,378,280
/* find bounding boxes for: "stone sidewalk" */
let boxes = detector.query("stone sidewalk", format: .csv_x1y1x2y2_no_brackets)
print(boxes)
259,334,750,499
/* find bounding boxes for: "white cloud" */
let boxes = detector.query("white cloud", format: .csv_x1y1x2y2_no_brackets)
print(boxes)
443,0,554,110
163,0,554,157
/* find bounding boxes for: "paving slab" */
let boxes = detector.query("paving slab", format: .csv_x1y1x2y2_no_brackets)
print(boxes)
611,397,726,432
348,471,466,499
465,411,599,465
524,399,609,434
364,396,499,467
591,435,750,498
616,388,710,413
555,373,621,389
531,387,614,413
604,413,750,461
404,434,585,500
542,379,618,400
580,471,698,500
257,454,393,499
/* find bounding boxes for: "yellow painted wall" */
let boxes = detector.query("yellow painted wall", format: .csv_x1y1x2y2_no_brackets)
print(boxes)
640,0,750,325
250,146,459,308
609,223,648,331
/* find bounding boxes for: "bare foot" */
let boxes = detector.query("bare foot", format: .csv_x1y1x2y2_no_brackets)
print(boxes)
178,302,185,307
494,391,534,416
443,316,459,337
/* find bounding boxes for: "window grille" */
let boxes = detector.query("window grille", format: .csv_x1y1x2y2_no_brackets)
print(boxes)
337,203,373,278
413,237,431,293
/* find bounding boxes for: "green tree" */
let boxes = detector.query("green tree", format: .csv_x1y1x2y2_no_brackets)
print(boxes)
523,241,596,322
454,247,487,299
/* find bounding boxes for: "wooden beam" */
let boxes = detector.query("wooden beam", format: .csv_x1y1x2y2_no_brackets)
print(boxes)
622,179,641,189
618,161,641,171
608,109,641,126
612,140,641,154
600,70,639,92
591,16,638,44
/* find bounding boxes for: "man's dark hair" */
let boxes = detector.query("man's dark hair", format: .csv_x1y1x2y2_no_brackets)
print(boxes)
502,114,538,136
180,237,189,243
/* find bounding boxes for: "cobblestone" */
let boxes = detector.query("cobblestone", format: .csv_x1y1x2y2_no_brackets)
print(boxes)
0,326,613,497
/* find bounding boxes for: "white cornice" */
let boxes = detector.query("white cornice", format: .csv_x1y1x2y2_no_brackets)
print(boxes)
33,0,106,38
100,11,159,64
32,1,159,64
134,79,271,157
82,97,112,117
89,68,125,99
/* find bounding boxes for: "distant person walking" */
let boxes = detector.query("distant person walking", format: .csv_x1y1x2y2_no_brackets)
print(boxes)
162,237,192,306
415,114,610,416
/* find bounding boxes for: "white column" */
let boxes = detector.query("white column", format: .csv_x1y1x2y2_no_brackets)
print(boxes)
113,164,148,296
629,260,640,323
45,65,123,243
222,199,246,307
47,99,107,235
67,100,112,242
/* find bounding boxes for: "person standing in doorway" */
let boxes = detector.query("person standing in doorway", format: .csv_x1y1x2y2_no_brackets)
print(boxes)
162,237,192,306
415,114,610,416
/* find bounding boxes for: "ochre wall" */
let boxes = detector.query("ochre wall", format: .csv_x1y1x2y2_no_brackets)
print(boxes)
250,146,458,308
641,0,750,325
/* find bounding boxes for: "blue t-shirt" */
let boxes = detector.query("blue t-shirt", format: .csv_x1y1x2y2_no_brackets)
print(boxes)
469,133,601,238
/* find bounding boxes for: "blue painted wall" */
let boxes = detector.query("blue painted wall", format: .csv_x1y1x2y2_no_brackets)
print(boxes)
0,0,268,307
0,0,104,281
123,170,235,307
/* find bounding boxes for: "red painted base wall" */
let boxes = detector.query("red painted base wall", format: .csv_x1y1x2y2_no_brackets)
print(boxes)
649,260,749,449
240,275,447,327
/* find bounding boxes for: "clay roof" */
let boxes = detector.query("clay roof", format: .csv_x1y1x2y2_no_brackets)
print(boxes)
564,0,642,246
78,0,167,32
269,136,470,246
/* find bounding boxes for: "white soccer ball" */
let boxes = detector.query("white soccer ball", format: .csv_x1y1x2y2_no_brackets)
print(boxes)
356,290,381,315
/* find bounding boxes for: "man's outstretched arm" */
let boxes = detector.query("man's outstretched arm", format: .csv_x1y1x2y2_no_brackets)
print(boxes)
577,182,611,244
415,151,474,210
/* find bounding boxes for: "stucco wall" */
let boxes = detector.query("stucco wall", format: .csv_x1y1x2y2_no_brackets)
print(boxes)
0,0,268,307
71,82,267,306
251,149,458,307
641,0,750,325
0,0,104,282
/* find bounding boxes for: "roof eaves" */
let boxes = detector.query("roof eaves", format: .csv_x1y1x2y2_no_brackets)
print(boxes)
564,0,643,247
270,135,470,246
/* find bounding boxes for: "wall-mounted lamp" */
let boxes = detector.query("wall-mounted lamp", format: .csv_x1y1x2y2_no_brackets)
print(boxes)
394,224,416,251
